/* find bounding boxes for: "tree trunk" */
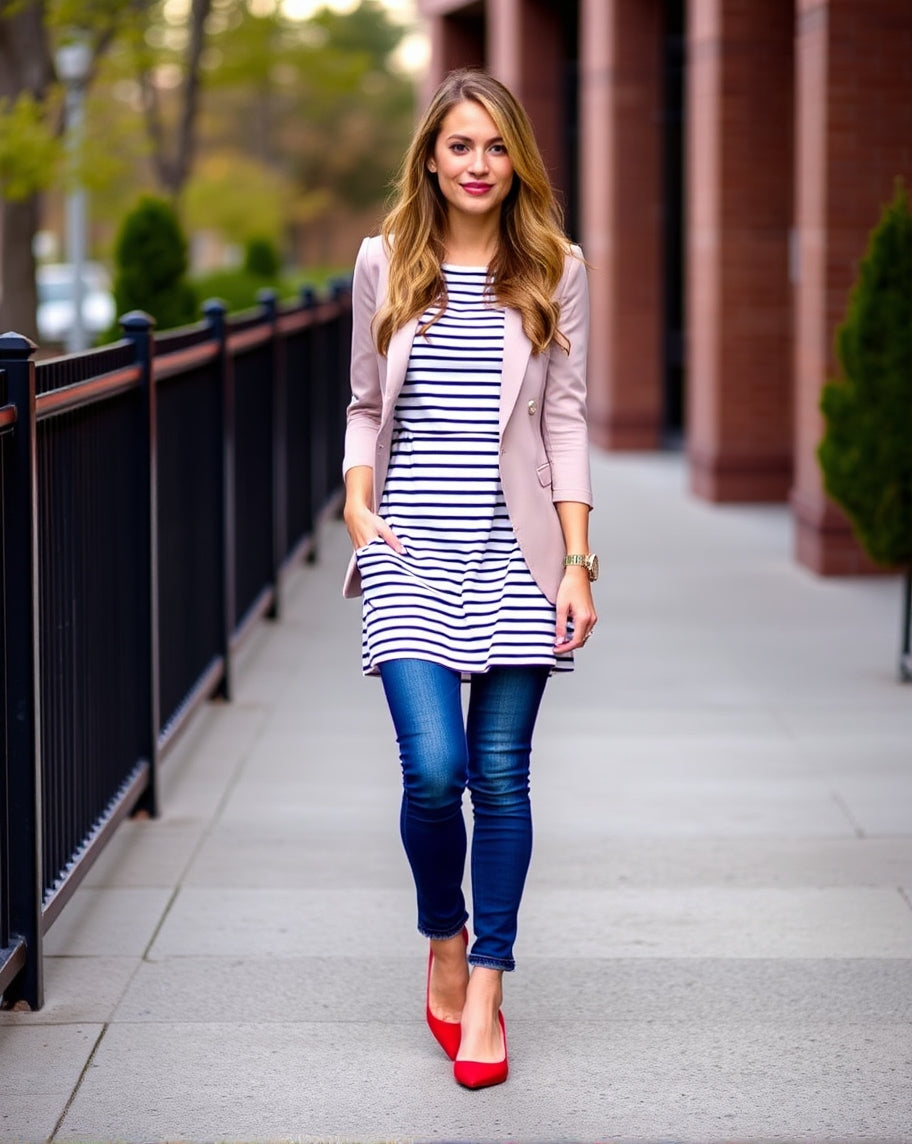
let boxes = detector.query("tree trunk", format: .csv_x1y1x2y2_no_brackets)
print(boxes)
0,0,53,341
0,197,42,341
139,0,212,199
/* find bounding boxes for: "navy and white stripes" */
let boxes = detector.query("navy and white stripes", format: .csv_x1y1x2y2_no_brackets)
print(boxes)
356,265,573,676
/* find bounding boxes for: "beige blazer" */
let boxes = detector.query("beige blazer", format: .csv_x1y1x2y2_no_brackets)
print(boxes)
342,235,593,602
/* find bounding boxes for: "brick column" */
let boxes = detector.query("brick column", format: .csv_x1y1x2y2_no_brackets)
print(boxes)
792,0,912,572
486,0,566,204
580,0,663,449
686,0,794,502
419,2,486,104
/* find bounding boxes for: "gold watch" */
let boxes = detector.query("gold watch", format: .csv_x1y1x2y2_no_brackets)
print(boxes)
563,553,599,582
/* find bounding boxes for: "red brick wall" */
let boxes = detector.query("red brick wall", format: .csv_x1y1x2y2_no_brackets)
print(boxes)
423,11,486,102
580,0,664,449
487,0,566,206
792,0,912,572
687,0,795,502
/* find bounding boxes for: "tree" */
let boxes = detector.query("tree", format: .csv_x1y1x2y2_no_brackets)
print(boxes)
0,0,56,339
0,0,141,338
134,0,212,199
1,0,416,339
196,0,414,254
818,181,912,680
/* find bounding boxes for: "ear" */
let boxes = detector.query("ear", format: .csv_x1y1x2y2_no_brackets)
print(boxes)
427,158,437,174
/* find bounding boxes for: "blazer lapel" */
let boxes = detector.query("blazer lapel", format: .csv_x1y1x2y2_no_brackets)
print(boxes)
499,307,533,435
383,317,419,417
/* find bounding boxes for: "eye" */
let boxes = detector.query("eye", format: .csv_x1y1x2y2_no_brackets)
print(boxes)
449,142,468,154
490,144,508,155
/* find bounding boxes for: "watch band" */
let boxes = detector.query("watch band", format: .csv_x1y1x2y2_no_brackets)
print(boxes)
563,553,599,582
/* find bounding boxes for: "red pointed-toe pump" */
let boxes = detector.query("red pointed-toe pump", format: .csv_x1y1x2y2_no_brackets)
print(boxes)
426,926,469,1060
453,1011,508,1089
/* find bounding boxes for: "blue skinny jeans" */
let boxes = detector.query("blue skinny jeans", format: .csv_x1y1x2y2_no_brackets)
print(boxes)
378,658,550,972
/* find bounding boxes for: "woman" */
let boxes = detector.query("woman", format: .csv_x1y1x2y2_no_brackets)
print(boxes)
342,68,596,1089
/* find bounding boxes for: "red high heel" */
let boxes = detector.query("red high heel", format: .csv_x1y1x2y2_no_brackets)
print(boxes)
453,1010,508,1089
426,926,469,1060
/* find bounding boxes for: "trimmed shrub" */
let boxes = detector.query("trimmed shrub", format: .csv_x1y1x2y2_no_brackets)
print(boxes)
111,196,197,332
190,269,268,314
818,181,912,568
818,180,912,679
243,236,281,280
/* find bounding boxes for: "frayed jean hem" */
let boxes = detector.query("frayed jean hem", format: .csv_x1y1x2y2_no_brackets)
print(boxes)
419,916,469,942
468,954,515,972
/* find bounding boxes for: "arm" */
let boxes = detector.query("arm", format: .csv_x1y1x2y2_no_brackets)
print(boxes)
342,237,384,476
553,500,597,652
541,252,593,507
547,251,597,651
342,238,403,553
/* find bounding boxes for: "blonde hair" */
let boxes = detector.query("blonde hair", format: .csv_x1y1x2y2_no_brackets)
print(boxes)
374,68,572,357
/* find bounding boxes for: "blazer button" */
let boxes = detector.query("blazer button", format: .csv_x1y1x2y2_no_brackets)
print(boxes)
527,400,537,415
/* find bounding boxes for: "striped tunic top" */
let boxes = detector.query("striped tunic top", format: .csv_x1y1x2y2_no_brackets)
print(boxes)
355,265,573,676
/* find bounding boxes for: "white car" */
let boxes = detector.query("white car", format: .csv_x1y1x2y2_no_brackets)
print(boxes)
36,262,116,345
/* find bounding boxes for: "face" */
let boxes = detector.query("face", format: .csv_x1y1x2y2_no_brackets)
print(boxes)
427,100,515,222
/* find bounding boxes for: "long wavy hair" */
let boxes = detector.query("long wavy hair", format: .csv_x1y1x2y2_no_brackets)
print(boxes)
374,68,573,357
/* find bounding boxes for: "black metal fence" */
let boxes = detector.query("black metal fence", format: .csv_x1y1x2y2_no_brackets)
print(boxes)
0,284,351,1009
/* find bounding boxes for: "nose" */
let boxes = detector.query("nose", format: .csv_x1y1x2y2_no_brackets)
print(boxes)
469,148,489,175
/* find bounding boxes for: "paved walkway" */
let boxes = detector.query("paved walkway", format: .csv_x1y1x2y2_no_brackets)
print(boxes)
3,452,912,1144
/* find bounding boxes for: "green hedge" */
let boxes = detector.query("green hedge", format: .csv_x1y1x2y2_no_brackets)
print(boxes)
190,265,350,315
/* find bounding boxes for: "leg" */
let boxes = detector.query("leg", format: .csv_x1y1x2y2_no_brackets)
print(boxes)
378,658,470,940
458,665,549,1063
378,658,471,1023
465,665,549,970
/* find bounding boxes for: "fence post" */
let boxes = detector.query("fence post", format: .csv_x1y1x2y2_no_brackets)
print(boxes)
296,287,321,564
0,333,43,1010
204,299,234,701
120,311,160,816
309,286,332,554
258,288,283,620
331,278,352,504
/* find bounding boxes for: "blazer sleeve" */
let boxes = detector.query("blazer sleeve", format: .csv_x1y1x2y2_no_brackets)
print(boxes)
541,248,594,507
342,236,382,477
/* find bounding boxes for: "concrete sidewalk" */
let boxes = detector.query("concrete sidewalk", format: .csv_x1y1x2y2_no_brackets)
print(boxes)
3,451,912,1144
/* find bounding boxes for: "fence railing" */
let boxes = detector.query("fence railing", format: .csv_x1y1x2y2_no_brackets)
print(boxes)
0,284,351,1009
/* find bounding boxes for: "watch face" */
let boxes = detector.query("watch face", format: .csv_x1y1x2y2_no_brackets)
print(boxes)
587,554,599,581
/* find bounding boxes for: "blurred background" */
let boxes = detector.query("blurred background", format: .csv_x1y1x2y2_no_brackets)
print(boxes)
2,0,911,576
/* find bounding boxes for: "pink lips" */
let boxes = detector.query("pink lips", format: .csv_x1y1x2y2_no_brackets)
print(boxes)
461,183,493,195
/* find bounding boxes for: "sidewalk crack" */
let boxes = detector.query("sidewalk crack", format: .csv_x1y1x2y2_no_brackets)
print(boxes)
831,789,866,838
141,707,267,962
48,1023,108,1142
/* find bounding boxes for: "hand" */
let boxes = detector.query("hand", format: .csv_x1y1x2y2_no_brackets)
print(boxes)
554,566,597,652
343,502,404,553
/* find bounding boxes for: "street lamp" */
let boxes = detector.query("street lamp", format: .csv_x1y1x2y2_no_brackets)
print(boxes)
56,37,92,354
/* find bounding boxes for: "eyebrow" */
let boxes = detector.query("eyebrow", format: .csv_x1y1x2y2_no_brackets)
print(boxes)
445,133,505,145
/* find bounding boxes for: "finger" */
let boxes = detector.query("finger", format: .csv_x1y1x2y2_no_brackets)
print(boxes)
379,524,405,554
559,612,597,652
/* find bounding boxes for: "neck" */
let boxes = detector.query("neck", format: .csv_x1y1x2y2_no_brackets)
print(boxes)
443,212,500,266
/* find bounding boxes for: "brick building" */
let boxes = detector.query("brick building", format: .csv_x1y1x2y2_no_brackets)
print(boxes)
416,0,912,574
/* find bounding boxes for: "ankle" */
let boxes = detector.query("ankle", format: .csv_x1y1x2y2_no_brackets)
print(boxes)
464,967,503,1011
431,935,469,968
